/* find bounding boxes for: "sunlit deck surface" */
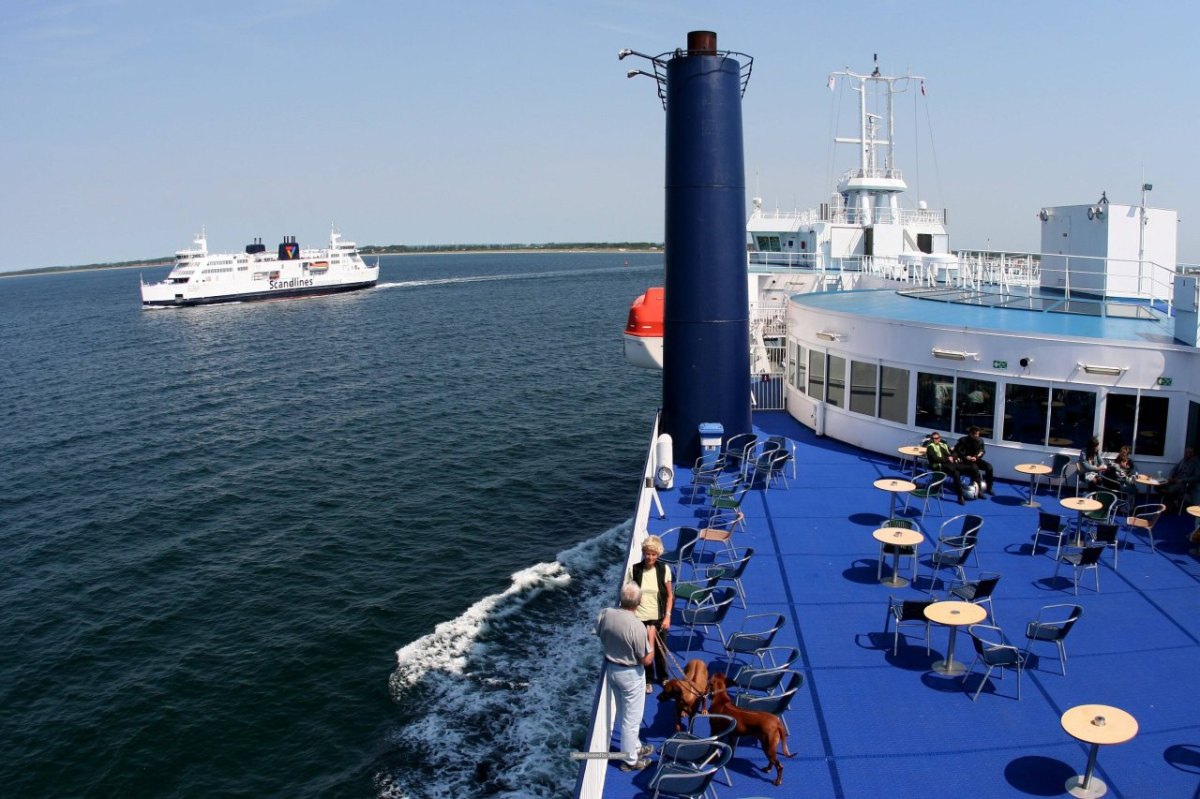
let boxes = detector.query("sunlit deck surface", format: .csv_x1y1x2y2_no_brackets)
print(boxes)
605,411,1200,799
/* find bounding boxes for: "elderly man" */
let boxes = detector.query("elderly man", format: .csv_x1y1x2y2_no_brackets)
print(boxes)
595,582,656,770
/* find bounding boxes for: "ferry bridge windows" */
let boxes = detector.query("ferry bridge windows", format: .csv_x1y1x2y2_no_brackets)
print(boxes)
757,235,782,252
849,360,877,416
1048,388,1097,450
915,371,954,432
954,378,996,438
1003,384,1050,445
879,366,910,424
1105,393,1168,457
827,355,847,408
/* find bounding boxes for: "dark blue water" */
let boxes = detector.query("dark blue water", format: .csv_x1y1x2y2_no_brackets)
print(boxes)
0,253,662,797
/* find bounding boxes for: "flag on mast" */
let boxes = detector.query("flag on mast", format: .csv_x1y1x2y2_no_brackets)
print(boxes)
920,80,926,96
827,75,835,91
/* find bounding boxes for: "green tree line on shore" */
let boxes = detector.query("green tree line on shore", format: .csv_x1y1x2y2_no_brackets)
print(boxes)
1,242,663,278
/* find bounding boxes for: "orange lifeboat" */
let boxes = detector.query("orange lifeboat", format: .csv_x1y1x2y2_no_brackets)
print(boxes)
623,286,664,370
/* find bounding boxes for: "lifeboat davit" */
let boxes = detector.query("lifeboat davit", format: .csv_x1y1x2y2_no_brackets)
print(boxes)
623,286,664,370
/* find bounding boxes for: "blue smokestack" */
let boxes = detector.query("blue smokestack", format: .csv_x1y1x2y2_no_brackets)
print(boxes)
661,31,751,464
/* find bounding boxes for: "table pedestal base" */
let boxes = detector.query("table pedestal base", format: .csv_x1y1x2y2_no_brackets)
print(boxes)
931,659,966,676
880,576,909,588
1065,774,1107,799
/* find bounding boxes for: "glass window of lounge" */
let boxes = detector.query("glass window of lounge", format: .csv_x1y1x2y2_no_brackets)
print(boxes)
954,378,996,438
807,349,825,399
1003,383,1050,445
1048,388,1096,450
879,366,909,424
827,355,847,408
915,371,954,431
789,342,805,393
849,360,877,416
1105,392,1168,457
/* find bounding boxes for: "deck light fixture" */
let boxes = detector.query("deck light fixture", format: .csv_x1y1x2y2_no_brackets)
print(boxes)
1078,362,1126,376
815,330,843,341
932,347,974,360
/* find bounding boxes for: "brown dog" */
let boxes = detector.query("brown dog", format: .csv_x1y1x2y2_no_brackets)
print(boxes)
657,658,709,731
708,671,794,786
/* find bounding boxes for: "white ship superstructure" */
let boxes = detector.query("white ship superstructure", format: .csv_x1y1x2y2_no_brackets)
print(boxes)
140,229,379,307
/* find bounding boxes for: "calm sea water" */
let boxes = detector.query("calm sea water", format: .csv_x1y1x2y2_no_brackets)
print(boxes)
0,252,662,798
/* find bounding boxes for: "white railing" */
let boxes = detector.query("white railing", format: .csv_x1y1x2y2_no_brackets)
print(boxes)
573,414,662,799
750,206,946,227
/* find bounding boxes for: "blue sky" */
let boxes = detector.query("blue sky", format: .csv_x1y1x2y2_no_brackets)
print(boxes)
2,1,1197,271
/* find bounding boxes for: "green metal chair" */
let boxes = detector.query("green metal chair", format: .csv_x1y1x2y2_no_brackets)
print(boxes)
904,471,946,518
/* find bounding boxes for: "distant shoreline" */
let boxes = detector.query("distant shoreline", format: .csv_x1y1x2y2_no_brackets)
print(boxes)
0,244,662,278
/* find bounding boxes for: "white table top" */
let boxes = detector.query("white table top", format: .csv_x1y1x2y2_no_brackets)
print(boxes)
898,445,926,457
1134,474,1164,486
1187,505,1200,519
873,527,925,547
924,600,987,627
1015,463,1053,476
1060,704,1138,746
1061,496,1103,513
874,478,916,493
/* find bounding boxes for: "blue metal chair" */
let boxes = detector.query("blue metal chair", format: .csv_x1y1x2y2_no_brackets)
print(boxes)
1031,511,1066,557
937,513,983,567
1023,603,1083,676
904,471,946,517
659,526,701,582
647,764,720,799
923,541,975,595
1054,544,1104,595
703,547,754,609
883,595,933,655
721,612,785,675
946,571,1001,620
679,585,736,654
733,670,804,733
962,623,1025,701
877,517,920,583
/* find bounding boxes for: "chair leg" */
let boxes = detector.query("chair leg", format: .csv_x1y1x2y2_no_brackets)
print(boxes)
1057,640,1068,676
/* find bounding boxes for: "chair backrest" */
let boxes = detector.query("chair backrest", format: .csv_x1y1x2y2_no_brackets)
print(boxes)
1033,603,1083,641
972,572,1001,600
1037,511,1063,533
689,712,737,741
885,517,916,530
940,513,982,542
1086,490,1117,515
661,526,701,563
733,664,789,692
708,548,754,581
728,613,784,650
1131,503,1166,527
935,542,975,565
969,624,1020,665
896,597,935,621
733,671,804,714
1079,545,1105,565
1092,523,1118,545
685,587,736,624
1050,453,1072,475
913,471,946,495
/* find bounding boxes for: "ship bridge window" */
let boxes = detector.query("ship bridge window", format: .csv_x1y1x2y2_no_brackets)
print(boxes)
916,372,954,432
1105,393,1168,457
879,366,910,424
1003,384,1051,446
757,236,782,252
954,378,996,438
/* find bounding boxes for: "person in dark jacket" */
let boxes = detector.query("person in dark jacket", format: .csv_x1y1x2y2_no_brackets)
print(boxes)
625,535,673,690
955,426,995,497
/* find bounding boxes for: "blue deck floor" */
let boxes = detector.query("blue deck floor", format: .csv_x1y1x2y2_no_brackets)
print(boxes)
604,412,1200,799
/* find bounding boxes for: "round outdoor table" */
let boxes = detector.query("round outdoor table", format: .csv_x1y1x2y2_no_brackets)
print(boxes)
923,600,987,675
1134,473,1163,503
1015,463,1053,508
1060,704,1138,798
873,527,925,588
1061,496,1103,547
897,445,925,475
874,478,916,519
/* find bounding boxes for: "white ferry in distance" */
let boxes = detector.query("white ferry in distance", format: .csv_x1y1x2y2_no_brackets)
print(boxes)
140,229,379,307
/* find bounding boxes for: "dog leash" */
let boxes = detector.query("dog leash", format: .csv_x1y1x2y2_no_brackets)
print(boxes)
656,628,710,699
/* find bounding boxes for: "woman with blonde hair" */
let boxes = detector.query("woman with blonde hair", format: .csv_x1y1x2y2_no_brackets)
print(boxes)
625,534,673,692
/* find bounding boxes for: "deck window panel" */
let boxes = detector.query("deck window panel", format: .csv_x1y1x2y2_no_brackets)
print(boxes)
827,355,846,408
849,360,877,416
1135,395,1168,456
807,349,825,399
879,366,910,424
1003,383,1050,445
915,371,954,432
1103,394,1137,453
954,378,996,438
1048,388,1097,450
